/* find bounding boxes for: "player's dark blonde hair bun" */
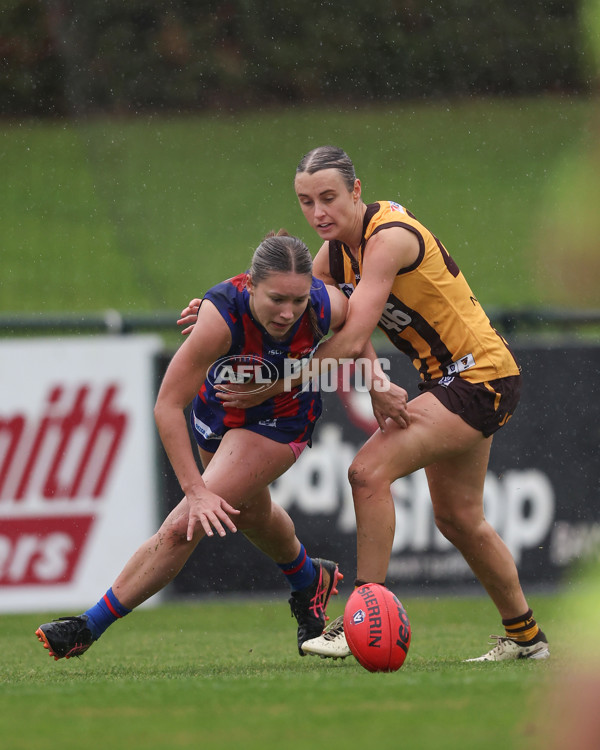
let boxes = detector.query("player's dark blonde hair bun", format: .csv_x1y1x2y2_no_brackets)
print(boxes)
249,230,313,283
248,230,324,340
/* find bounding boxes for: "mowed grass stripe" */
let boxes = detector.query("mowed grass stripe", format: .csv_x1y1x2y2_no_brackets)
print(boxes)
1,594,558,750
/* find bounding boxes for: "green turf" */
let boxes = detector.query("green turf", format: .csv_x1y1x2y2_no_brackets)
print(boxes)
0,95,593,315
0,96,592,749
0,593,560,750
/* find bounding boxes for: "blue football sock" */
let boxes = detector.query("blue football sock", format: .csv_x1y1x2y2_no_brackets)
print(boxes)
84,588,132,640
278,544,316,591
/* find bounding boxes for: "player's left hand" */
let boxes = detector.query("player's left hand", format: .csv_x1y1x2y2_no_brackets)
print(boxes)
370,381,410,430
177,298,202,335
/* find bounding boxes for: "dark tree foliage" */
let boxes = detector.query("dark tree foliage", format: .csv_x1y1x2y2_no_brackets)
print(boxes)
0,0,587,117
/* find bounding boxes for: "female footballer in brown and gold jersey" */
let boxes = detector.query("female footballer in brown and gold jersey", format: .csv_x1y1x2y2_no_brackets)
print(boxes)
290,146,547,663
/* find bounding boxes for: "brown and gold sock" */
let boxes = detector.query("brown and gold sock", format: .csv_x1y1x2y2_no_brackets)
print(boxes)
502,608,545,644
354,579,385,589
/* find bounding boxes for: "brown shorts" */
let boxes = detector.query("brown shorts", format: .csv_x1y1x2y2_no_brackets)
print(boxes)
418,374,521,437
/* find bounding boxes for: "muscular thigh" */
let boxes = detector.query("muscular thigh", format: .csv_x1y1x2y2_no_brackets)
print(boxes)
196,428,295,508
425,437,492,523
161,430,295,534
354,392,486,483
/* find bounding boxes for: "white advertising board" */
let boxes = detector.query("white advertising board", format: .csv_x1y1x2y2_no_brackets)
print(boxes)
0,335,163,613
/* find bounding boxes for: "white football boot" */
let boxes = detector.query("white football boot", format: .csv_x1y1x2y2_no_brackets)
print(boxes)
301,615,352,659
465,634,550,662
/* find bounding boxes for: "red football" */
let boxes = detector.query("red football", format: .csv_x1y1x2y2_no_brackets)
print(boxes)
343,584,411,672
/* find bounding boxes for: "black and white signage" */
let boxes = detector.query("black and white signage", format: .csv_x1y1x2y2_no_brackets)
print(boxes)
162,342,600,596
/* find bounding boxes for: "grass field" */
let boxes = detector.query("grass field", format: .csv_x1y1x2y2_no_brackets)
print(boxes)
0,592,561,750
1,95,595,748
1,95,594,315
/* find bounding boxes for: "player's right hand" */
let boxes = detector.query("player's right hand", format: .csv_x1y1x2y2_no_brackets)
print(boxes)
185,488,240,541
370,381,410,430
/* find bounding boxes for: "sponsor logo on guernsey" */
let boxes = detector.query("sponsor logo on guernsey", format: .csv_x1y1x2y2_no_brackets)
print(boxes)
208,354,278,394
338,283,355,298
193,414,222,441
389,201,406,213
446,353,476,376
297,346,318,358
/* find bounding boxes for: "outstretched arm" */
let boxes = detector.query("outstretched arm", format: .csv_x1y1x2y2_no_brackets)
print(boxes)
303,229,418,427
358,338,409,430
155,301,240,540
311,228,418,362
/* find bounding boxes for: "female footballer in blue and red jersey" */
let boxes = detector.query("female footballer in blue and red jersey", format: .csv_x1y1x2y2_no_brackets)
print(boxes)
191,268,330,455
35,232,358,661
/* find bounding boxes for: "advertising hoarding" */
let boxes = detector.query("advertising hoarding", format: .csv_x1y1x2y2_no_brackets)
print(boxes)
161,342,600,596
0,336,162,613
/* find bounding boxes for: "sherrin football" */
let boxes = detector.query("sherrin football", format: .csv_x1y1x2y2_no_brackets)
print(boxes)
343,583,411,672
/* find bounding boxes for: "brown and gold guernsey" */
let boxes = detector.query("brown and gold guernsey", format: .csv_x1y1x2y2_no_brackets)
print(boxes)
328,201,520,384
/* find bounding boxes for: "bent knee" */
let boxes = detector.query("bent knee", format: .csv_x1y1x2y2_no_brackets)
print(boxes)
157,515,189,547
433,509,484,542
348,458,390,494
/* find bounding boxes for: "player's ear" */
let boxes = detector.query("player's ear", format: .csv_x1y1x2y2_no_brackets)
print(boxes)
246,274,254,294
352,179,361,202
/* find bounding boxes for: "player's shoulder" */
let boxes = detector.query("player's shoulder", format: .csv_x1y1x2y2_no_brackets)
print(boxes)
374,199,410,216
367,200,422,229
205,273,247,300
364,205,422,271
215,272,248,292
309,276,331,315
309,275,326,294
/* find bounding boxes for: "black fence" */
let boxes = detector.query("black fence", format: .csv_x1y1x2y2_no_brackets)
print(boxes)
1,308,599,336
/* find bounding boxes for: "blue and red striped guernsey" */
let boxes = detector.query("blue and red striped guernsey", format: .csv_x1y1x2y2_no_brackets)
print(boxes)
191,273,331,445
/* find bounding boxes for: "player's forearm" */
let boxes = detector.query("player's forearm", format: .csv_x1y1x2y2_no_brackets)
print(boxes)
358,339,391,393
154,401,205,496
316,323,372,364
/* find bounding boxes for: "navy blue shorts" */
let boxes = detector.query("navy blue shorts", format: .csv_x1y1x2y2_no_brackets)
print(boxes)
189,397,313,457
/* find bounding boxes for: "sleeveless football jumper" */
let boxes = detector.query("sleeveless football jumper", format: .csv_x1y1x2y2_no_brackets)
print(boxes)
190,273,331,451
328,201,521,435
